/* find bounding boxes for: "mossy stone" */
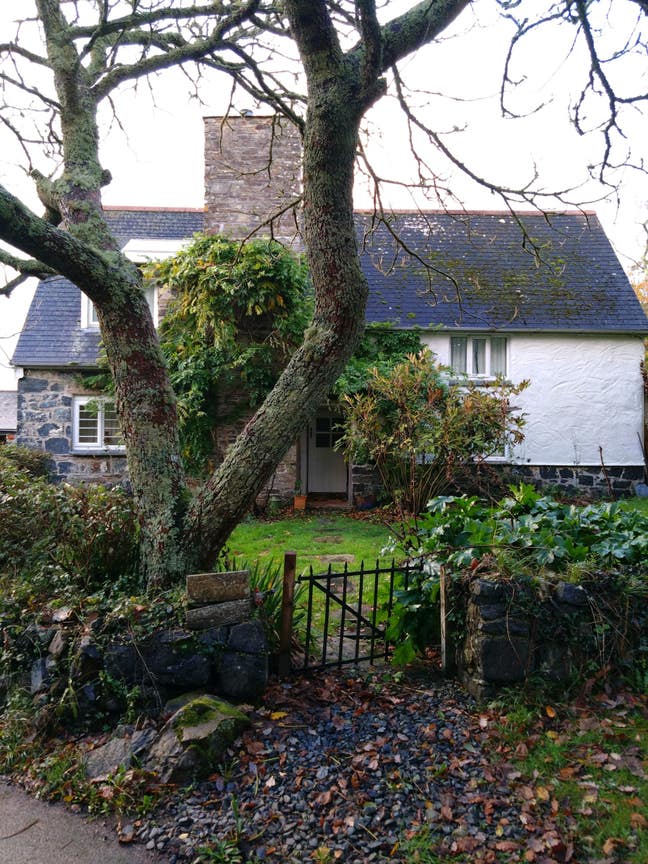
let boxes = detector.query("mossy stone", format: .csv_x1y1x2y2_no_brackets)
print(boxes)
146,694,250,784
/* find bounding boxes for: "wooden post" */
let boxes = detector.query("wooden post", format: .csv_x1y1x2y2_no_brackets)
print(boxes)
278,551,297,677
440,565,457,676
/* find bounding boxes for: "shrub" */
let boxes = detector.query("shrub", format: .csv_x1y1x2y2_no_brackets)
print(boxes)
338,349,527,523
406,484,648,570
389,484,648,668
0,447,140,600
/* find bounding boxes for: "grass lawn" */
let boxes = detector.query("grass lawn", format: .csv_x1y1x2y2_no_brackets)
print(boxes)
225,511,395,574
619,495,648,516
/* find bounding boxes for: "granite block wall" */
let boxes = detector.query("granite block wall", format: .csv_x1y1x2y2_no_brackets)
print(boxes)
16,370,127,483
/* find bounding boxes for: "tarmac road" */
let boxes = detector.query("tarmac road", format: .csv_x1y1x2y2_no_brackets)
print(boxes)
0,780,166,864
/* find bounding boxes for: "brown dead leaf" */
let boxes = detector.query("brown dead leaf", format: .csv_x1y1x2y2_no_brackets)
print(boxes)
602,837,622,855
494,840,520,852
440,805,453,821
630,812,648,829
314,788,333,806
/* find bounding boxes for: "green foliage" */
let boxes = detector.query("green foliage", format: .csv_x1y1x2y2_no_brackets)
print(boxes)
387,564,442,666
407,484,648,571
333,324,423,396
0,446,140,599
338,349,527,521
390,485,648,668
147,234,312,473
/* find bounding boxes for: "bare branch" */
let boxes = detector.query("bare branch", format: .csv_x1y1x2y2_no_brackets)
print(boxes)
378,0,471,70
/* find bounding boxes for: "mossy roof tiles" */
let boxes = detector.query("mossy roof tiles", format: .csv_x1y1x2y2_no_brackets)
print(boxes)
13,209,648,369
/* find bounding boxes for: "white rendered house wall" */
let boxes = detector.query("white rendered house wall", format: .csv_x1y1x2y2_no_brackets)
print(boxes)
423,332,645,467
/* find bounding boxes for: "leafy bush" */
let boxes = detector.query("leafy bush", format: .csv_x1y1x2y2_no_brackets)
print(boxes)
406,484,648,570
338,349,527,520
147,234,312,473
0,447,140,601
389,485,648,667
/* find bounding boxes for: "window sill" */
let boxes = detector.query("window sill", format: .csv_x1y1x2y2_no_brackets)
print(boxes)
72,448,126,456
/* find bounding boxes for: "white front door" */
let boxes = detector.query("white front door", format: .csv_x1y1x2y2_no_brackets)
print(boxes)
307,415,348,494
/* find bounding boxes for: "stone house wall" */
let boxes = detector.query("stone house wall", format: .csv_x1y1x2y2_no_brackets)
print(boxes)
16,369,127,483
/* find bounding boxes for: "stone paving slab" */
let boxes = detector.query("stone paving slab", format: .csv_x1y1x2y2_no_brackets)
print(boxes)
0,780,166,864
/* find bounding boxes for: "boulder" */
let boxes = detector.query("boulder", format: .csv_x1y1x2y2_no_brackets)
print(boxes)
84,727,158,779
145,695,250,784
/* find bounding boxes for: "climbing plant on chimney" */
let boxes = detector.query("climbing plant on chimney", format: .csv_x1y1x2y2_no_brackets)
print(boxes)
148,235,312,474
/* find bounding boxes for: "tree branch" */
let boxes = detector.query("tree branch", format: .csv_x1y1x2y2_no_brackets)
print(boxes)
0,184,123,299
283,0,345,80
377,0,470,71
91,1,262,99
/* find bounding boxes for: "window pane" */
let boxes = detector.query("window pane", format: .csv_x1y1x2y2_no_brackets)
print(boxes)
491,337,507,376
450,337,467,374
316,417,330,434
472,339,486,375
77,405,99,444
103,405,123,446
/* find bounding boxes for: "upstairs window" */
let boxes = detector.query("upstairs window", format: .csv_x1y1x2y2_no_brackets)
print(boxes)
450,336,507,378
81,284,158,329
73,397,125,451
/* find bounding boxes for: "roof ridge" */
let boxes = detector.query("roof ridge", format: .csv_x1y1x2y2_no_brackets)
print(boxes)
353,209,598,217
103,205,205,212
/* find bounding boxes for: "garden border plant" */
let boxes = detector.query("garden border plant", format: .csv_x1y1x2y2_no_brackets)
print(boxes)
388,484,648,688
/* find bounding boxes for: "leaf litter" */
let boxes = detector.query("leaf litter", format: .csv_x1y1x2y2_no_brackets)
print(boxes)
141,669,647,863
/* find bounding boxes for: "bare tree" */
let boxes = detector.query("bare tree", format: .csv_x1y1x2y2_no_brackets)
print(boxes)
0,1,645,588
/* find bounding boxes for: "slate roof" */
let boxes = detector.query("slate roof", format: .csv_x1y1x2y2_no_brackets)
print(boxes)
12,208,648,369
0,390,17,432
360,211,648,333
12,208,204,368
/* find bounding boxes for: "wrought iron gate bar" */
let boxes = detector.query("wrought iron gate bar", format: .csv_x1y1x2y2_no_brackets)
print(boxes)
296,559,423,671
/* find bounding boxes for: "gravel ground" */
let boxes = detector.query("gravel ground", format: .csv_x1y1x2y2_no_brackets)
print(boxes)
134,669,532,863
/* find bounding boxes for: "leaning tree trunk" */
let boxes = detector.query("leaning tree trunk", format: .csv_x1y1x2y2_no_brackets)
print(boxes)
96,285,196,587
184,50,370,567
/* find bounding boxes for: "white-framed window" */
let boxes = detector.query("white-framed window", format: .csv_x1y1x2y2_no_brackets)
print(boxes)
81,284,158,329
450,335,508,378
81,292,100,329
73,396,125,451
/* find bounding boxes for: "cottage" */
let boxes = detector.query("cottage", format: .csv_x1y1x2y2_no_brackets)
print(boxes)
11,116,648,498
0,390,17,444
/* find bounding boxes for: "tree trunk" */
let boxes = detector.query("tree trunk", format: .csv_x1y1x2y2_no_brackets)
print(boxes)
184,102,367,566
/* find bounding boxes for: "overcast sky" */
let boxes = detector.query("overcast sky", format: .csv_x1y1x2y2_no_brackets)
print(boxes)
1,1,647,390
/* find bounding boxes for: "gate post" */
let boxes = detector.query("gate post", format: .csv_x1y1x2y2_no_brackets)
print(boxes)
440,565,457,675
278,551,297,677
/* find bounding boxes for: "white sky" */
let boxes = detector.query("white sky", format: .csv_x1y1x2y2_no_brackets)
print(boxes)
1,0,647,390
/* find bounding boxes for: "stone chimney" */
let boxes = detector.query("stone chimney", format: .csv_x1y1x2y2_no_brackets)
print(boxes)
204,115,302,245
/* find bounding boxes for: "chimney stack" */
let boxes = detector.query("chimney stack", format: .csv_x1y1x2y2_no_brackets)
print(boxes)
203,115,302,245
